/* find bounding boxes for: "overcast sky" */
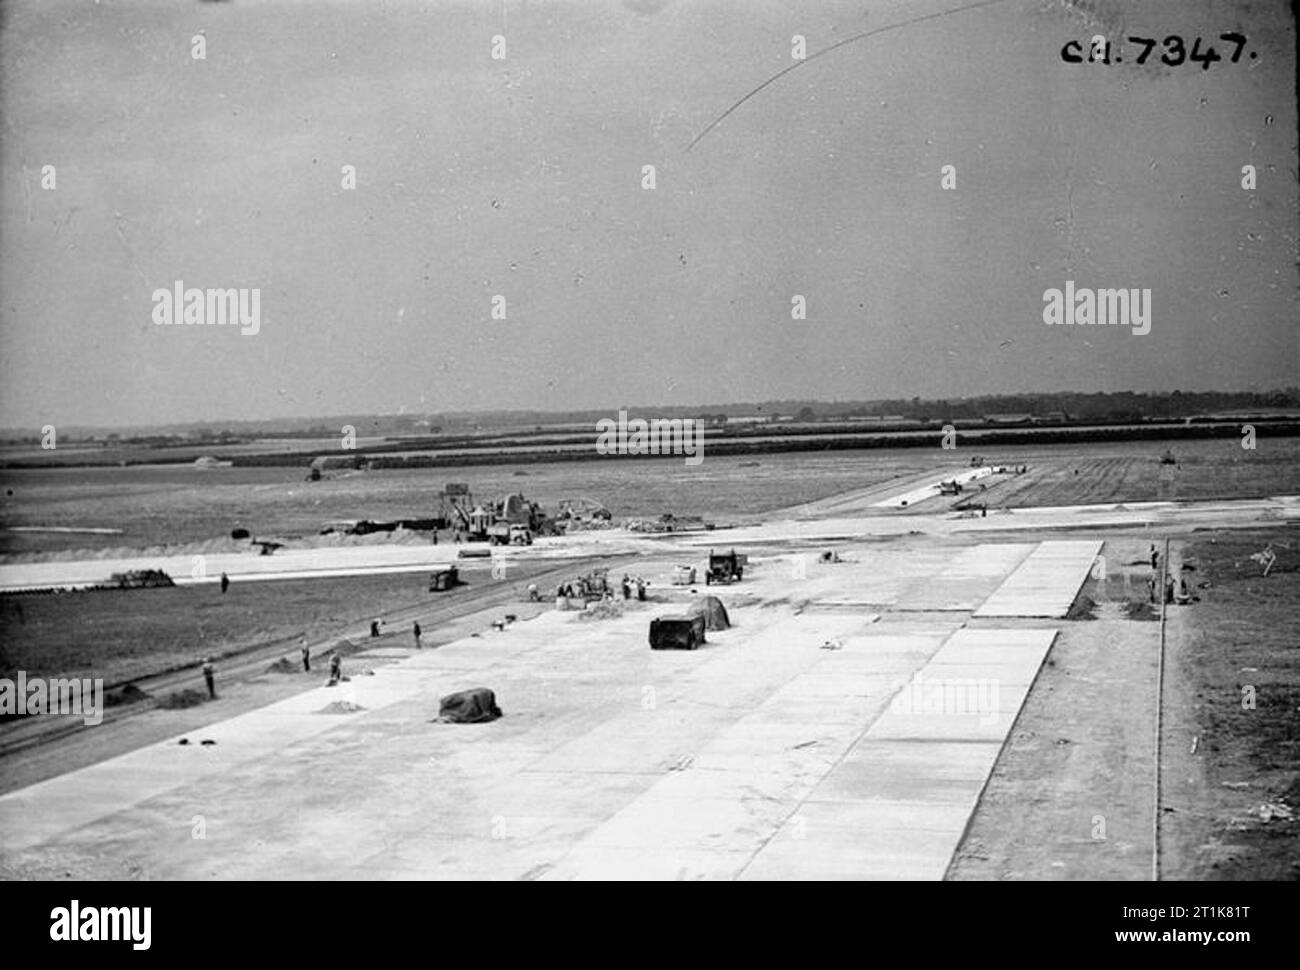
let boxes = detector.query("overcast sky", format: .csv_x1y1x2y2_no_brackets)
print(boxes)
1,0,1296,428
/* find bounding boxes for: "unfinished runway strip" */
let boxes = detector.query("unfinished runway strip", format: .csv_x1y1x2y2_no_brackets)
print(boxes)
0,538,1093,880
972,540,1102,619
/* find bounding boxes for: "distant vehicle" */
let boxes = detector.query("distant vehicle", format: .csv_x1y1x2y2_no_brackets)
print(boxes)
557,497,612,522
939,480,963,495
428,566,460,592
671,564,697,586
706,549,744,585
486,522,532,545
649,614,707,651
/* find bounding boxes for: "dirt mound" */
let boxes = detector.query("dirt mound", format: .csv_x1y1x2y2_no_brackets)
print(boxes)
156,688,210,709
265,657,300,674
104,683,151,708
576,599,626,621
317,700,365,714
1065,594,1097,620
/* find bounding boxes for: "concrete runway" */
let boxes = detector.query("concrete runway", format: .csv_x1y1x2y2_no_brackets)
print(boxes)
2,538,1075,880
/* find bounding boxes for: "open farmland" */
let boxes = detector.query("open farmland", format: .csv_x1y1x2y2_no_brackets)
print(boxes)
971,438,1300,509
0,449,959,557
4,438,1298,559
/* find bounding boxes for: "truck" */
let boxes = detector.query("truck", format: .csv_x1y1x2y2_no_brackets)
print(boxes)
486,521,533,546
428,566,461,592
705,549,745,585
649,614,707,651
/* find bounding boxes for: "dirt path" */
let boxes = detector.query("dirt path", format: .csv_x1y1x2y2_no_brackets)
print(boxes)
948,538,1162,879
950,530,1300,880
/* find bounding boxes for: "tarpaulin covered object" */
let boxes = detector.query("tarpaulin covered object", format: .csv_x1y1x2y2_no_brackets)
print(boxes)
438,687,503,723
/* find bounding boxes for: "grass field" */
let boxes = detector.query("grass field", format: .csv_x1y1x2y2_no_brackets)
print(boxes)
0,571,483,686
1163,531,1300,880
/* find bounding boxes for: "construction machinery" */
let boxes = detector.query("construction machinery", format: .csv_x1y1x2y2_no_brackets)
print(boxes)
455,491,548,544
939,479,963,496
556,496,612,524
575,567,611,602
705,549,745,585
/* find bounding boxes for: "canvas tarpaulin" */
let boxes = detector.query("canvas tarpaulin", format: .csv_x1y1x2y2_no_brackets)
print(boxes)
686,595,730,631
438,687,503,723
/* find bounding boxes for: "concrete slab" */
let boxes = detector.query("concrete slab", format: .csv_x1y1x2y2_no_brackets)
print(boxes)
542,845,753,881
973,540,1103,618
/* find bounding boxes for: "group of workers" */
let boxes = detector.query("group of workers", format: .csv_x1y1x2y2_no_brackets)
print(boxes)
1146,544,1191,605
551,575,649,604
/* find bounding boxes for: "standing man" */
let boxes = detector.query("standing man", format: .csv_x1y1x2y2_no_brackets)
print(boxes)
328,652,342,686
220,572,230,594
299,638,311,672
201,658,216,699
370,619,381,638
1149,544,1159,570
413,621,422,649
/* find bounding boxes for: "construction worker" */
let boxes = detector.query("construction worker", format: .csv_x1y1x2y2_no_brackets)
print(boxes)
328,653,342,685
201,658,216,699
1150,545,1159,570
370,619,381,638
413,621,422,649
636,578,647,601
527,582,539,602
220,572,230,594
621,575,631,599
300,639,311,672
